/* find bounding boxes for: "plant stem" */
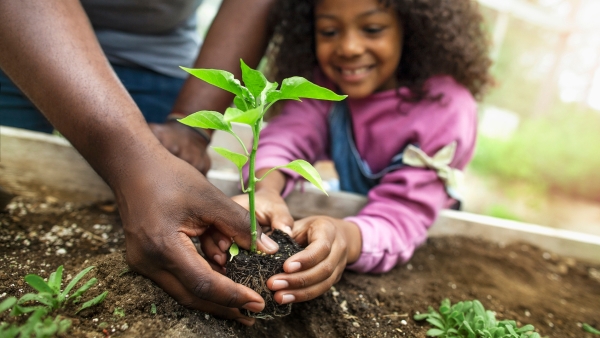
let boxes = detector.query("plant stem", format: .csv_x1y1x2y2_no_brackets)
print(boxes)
248,120,261,253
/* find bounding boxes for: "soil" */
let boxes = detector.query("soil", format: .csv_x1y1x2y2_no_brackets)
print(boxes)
226,230,302,319
1,196,599,338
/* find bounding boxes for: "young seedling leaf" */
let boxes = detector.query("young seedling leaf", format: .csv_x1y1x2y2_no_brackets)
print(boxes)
233,96,249,110
180,67,244,97
224,106,262,126
229,243,239,261
280,160,328,195
151,303,157,315
76,291,108,314
69,277,98,302
425,328,445,336
47,265,63,294
268,77,346,103
212,147,248,170
57,317,72,335
584,323,600,335
178,111,232,132
0,297,16,313
17,293,54,308
113,307,125,318
24,275,54,294
240,59,268,102
61,266,95,300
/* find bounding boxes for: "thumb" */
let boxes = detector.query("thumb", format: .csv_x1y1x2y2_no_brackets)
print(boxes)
209,191,279,254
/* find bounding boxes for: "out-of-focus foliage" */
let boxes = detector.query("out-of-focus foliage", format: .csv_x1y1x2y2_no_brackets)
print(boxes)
471,103,600,201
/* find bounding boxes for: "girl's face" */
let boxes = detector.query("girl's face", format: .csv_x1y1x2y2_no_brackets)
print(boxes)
315,0,403,99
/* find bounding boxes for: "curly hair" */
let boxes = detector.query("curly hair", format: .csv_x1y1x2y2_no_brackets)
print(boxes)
266,0,492,102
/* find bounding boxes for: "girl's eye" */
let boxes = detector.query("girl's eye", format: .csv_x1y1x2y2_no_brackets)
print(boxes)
318,29,337,37
364,26,385,34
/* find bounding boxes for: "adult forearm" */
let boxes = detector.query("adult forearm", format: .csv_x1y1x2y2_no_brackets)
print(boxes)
0,0,160,188
171,0,276,123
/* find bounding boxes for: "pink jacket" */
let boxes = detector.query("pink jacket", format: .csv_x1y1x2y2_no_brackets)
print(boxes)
254,76,477,273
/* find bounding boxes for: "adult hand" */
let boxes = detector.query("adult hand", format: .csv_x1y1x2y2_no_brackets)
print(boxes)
150,120,212,175
201,188,294,266
266,216,362,305
115,144,280,325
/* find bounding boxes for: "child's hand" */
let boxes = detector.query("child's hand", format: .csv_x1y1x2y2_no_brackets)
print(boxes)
266,216,362,305
231,188,295,235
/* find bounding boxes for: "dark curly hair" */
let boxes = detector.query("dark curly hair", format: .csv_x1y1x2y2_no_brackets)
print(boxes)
266,0,492,102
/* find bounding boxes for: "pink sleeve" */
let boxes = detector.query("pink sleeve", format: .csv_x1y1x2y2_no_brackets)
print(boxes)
247,99,330,196
346,92,477,274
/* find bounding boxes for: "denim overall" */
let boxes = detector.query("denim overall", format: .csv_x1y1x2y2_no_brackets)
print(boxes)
328,101,460,210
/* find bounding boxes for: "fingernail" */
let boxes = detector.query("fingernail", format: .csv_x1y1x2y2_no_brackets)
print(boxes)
218,240,229,252
236,317,255,326
282,226,293,235
287,261,301,273
281,294,295,305
260,233,279,252
271,280,289,290
242,301,264,313
213,254,224,265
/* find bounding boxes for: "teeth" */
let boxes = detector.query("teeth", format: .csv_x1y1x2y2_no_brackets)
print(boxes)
341,67,369,75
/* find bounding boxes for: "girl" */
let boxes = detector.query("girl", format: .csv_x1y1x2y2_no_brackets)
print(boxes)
205,0,491,307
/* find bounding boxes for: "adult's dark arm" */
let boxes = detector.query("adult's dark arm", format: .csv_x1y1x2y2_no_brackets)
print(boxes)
150,0,276,174
0,0,277,325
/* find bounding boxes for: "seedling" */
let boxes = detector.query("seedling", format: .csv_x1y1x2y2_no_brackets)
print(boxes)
179,60,345,253
0,265,106,337
414,298,540,338
584,323,600,335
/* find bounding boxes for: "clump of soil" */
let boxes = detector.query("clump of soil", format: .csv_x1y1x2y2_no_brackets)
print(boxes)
1,195,600,337
226,229,302,319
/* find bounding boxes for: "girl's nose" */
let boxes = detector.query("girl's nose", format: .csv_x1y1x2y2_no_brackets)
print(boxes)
336,31,364,58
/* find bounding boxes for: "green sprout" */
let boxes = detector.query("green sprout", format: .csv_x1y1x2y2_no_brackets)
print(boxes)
414,299,540,338
0,265,107,337
583,323,600,335
179,60,346,253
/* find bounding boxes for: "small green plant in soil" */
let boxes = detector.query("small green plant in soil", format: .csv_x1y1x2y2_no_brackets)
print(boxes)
414,298,540,338
178,60,345,319
0,265,108,337
179,59,345,252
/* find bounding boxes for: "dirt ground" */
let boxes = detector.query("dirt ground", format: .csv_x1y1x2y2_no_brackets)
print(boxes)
1,196,600,338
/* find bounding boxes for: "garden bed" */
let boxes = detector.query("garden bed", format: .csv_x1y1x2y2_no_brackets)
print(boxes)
1,196,600,337
1,127,600,337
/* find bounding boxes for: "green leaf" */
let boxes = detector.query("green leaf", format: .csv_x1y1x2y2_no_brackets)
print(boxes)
178,111,232,132
47,266,63,294
414,313,430,321
234,96,249,110
113,307,125,318
24,274,54,294
280,160,328,195
267,77,346,103
150,303,157,315
583,323,600,335
69,277,98,302
212,147,248,170
17,293,54,308
180,67,244,97
0,297,16,313
0,322,19,338
57,317,72,335
229,243,239,261
223,106,262,126
61,266,95,299
426,317,446,330
426,328,445,336
76,291,108,314
516,324,534,333
241,59,267,102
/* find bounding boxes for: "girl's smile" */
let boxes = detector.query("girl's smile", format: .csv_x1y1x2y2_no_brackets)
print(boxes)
315,0,403,99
